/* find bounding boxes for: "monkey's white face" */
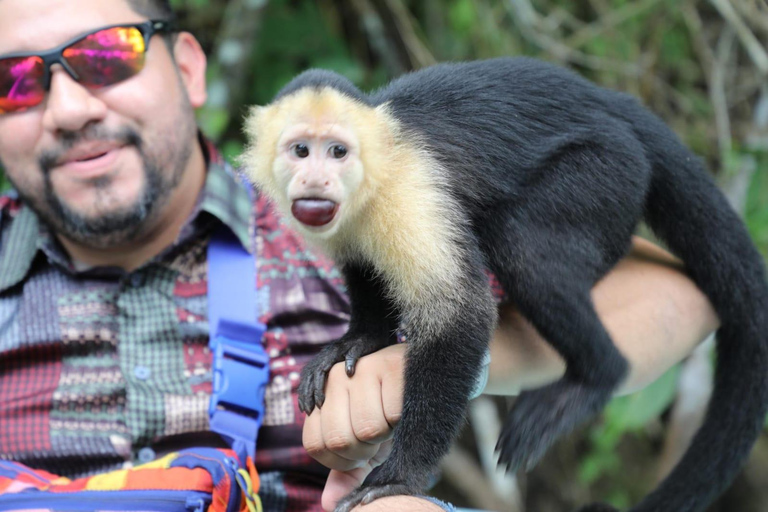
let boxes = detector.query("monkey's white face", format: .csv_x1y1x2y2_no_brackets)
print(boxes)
274,121,364,237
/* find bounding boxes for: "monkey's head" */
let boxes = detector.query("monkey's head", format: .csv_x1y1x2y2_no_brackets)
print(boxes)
242,80,395,243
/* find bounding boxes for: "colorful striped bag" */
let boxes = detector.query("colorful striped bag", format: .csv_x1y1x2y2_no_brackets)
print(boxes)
0,447,261,512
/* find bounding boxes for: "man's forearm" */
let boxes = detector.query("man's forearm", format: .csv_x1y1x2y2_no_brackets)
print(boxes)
358,496,451,511
484,236,720,396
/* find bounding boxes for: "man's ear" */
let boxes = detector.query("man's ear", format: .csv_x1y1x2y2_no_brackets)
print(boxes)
172,32,207,108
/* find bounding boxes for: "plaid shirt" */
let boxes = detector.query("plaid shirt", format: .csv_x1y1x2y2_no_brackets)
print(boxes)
0,144,350,511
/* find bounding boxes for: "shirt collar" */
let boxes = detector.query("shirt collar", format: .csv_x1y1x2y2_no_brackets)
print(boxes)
0,139,253,293
0,204,41,293
197,141,253,253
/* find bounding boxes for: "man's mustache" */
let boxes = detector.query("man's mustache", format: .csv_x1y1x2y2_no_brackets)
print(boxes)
39,125,142,174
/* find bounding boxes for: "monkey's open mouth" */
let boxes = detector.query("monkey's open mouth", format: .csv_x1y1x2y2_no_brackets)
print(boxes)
291,199,339,227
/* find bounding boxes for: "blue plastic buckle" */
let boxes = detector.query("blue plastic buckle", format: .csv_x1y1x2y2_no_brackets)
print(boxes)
209,319,269,460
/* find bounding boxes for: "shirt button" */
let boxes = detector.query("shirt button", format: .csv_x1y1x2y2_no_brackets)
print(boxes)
137,447,156,464
134,366,151,380
130,273,144,287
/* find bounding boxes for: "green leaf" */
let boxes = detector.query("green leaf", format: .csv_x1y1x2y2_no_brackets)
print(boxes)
580,451,621,484
448,0,477,35
221,140,244,167
603,364,681,430
196,107,230,141
659,26,689,66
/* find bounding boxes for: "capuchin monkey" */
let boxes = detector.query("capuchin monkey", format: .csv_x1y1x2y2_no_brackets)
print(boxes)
241,57,768,512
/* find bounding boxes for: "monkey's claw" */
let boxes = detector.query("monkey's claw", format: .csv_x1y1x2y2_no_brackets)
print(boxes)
333,483,415,512
297,344,347,413
298,357,329,414
298,333,392,414
497,379,612,473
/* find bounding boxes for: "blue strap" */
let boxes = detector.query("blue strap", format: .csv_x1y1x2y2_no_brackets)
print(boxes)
207,225,268,462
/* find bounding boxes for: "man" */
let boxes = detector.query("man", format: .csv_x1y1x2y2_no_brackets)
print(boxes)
0,0,719,511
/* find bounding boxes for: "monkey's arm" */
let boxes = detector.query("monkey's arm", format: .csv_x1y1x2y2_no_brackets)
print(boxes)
485,236,720,396
303,239,719,501
298,262,400,413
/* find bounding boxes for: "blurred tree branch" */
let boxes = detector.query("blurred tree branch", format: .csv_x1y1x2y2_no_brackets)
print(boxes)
563,0,662,50
203,0,267,140
710,0,768,75
504,0,650,75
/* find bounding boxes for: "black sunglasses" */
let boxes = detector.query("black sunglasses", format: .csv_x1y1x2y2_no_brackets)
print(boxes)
0,20,174,114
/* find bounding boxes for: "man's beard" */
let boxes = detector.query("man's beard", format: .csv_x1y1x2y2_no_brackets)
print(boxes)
19,122,193,250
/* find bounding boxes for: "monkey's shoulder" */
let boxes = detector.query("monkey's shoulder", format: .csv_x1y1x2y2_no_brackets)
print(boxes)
370,57,599,105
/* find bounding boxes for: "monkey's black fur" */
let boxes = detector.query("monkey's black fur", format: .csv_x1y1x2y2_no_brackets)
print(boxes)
287,57,768,512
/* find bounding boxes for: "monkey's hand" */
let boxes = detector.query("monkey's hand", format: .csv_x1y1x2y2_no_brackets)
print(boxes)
302,345,404,507
298,332,395,414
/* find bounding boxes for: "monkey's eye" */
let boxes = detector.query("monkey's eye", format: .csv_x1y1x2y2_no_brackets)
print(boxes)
293,144,309,158
330,145,348,159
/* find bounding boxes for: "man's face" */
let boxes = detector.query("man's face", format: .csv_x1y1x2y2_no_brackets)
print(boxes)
0,0,205,248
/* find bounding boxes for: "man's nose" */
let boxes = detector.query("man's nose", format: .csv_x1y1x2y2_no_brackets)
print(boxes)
41,67,108,133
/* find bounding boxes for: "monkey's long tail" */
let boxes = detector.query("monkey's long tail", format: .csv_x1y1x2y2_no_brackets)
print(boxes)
635,134,768,512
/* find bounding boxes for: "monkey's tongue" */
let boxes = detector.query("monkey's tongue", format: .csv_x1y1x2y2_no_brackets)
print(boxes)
291,199,339,227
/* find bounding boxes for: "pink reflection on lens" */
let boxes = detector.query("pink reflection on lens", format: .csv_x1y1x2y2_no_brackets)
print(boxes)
64,27,146,88
0,56,45,113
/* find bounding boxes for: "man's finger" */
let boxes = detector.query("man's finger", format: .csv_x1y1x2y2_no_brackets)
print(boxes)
304,407,364,472
348,368,393,445
321,364,381,462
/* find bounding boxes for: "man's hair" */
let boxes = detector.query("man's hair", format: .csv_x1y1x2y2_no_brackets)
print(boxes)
126,0,177,49
126,0,176,23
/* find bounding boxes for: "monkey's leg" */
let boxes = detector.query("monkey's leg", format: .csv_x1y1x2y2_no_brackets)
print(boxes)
333,246,497,512
298,263,400,414
481,129,646,475
492,229,630,474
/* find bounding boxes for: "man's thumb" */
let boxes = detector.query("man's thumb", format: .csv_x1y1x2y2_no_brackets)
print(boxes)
321,439,393,511
321,467,372,511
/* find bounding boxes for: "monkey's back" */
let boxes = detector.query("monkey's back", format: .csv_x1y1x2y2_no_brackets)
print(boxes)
369,57,657,208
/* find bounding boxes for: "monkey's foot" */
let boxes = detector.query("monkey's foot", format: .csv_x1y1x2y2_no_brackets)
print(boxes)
298,333,394,413
497,378,612,473
575,503,620,512
333,483,415,512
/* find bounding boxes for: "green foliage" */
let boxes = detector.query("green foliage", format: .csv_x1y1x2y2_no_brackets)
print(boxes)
169,0,208,11
448,0,478,36
0,166,9,193
578,365,681,504
745,151,768,258
248,0,363,101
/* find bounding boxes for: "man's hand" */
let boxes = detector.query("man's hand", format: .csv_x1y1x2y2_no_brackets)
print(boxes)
303,344,442,511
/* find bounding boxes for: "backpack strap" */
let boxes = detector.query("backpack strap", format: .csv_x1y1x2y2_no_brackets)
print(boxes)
207,223,268,463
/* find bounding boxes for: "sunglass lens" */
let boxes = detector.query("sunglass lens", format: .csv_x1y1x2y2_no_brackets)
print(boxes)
0,56,46,114
64,26,146,88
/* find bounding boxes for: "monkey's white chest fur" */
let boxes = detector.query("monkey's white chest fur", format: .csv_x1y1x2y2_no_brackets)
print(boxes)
310,149,470,339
